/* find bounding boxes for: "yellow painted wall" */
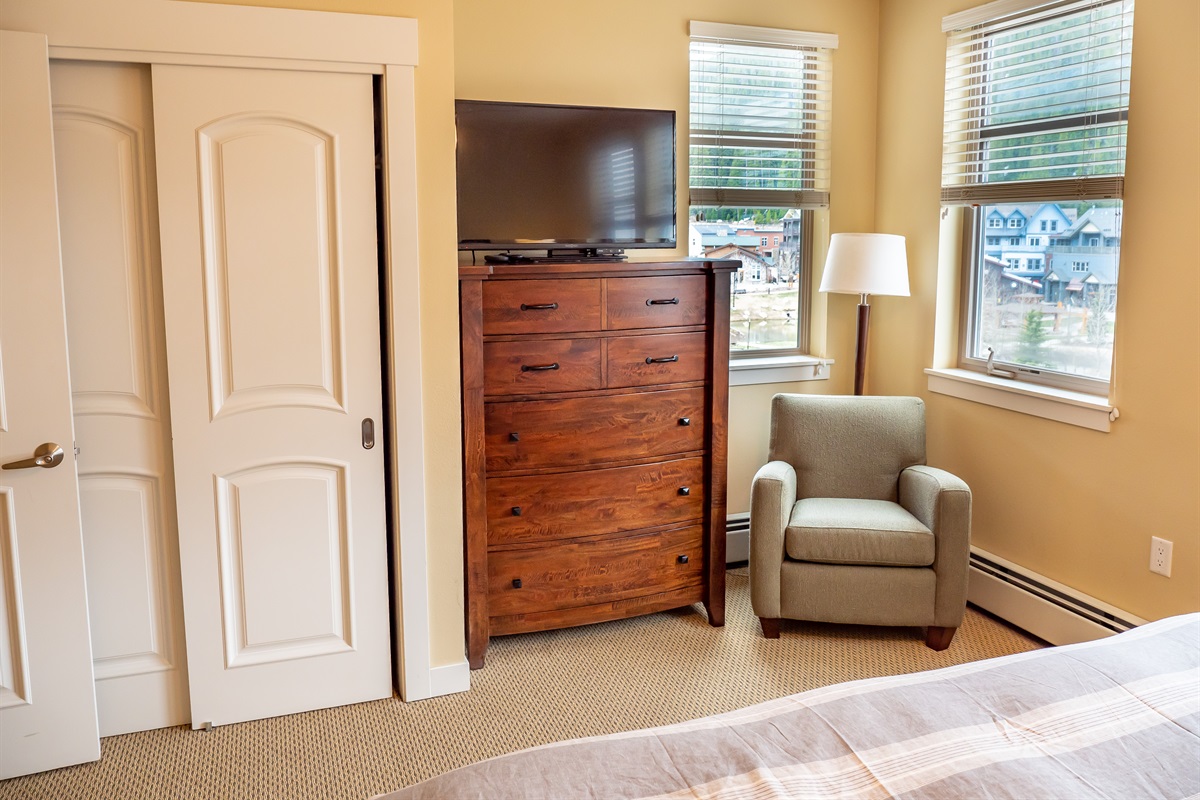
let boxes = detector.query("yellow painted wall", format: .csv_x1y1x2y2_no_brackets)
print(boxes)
874,0,1200,620
454,0,882,515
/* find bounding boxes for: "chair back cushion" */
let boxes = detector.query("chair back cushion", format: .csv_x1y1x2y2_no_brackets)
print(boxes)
769,395,926,501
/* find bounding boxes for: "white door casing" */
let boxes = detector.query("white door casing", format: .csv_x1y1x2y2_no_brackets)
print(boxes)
152,64,391,727
50,59,190,737
0,30,101,778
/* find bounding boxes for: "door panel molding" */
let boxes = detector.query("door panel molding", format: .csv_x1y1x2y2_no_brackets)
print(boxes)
0,488,31,710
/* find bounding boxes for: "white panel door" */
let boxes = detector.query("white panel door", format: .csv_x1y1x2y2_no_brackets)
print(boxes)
151,65,390,727
0,30,101,778
49,60,190,737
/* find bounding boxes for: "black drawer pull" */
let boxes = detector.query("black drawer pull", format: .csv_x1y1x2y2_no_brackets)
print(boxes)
677,554,689,564
509,432,520,442
646,297,679,306
521,363,560,372
678,487,691,496
511,506,522,516
520,302,559,311
512,578,523,589
678,417,691,427
645,355,679,364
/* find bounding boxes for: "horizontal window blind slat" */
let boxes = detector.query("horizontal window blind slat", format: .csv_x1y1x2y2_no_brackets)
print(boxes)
690,188,829,208
941,176,1124,205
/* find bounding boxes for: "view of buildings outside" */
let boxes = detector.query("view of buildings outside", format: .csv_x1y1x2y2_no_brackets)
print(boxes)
974,200,1122,381
688,208,803,352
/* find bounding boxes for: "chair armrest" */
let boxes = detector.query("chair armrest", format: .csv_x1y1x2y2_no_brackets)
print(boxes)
749,460,797,619
900,465,972,627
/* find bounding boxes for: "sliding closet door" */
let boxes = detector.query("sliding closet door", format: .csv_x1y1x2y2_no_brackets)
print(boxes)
0,31,100,778
49,60,190,737
151,65,390,728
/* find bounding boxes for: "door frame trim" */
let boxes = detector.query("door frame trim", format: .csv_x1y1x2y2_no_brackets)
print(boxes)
1,0,452,701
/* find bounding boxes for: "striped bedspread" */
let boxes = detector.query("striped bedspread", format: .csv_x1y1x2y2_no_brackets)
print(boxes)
382,614,1200,799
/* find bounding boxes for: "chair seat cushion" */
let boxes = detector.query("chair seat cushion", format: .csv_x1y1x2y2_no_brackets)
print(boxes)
785,497,934,567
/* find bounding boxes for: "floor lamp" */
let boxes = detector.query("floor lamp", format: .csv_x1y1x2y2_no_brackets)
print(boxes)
818,233,910,395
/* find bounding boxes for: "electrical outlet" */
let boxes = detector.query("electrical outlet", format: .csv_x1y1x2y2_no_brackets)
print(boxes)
1150,536,1173,577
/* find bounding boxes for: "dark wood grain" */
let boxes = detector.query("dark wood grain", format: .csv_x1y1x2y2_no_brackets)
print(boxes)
483,338,603,396
458,276,490,669
459,260,735,664
925,626,957,651
490,584,707,636
487,525,704,617
704,270,731,628
485,457,705,545
482,278,602,335
606,332,707,389
484,388,706,472
604,275,707,329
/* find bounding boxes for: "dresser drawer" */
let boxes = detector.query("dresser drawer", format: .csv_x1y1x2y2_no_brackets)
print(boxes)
483,338,603,396
486,457,705,544
605,275,707,330
485,388,706,471
606,332,707,389
483,278,602,335
487,525,704,617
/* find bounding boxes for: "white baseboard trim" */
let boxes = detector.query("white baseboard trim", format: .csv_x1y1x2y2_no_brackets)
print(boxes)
426,660,471,698
968,546,1146,646
726,512,750,563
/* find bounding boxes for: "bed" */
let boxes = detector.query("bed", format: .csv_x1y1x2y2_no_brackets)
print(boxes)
381,613,1199,799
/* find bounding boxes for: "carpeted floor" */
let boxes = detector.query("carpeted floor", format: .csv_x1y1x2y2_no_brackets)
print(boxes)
0,568,1043,800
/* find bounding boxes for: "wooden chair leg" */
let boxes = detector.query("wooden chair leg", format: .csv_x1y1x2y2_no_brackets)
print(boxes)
759,617,781,639
925,626,956,651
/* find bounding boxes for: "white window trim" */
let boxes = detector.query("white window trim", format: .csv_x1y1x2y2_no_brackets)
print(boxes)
925,368,1117,432
689,20,837,49
731,355,833,386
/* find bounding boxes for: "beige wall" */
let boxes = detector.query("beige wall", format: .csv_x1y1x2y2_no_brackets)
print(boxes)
454,0,883,515
874,0,1200,620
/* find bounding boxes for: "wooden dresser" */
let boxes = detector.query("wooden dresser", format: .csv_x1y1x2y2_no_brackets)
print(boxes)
458,259,736,669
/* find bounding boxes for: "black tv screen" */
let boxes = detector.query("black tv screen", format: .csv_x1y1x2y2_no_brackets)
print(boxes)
455,100,677,251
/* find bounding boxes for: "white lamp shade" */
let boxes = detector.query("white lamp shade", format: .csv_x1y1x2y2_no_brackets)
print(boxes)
818,233,910,297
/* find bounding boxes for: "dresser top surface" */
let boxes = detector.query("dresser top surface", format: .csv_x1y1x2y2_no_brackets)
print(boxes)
460,258,739,281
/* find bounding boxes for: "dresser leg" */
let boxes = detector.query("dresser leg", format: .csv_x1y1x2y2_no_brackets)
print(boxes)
467,634,488,670
704,599,725,627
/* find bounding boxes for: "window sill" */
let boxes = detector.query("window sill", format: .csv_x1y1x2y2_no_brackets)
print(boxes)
730,355,833,387
924,368,1117,433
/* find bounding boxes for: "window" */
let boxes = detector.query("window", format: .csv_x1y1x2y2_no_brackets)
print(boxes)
1008,217,1022,228
988,217,1002,228
689,21,837,356
1009,237,1020,245
942,0,1133,393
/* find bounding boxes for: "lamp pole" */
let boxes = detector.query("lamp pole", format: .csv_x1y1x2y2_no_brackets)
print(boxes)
854,293,870,395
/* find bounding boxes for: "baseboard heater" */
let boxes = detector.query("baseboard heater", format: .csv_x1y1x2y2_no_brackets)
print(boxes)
725,514,1145,646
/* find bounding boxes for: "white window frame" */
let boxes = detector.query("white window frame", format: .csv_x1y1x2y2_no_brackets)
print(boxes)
942,0,1133,399
689,21,837,361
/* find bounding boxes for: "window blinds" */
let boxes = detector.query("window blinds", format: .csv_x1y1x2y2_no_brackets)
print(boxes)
689,22,836,209
941,0,1134,204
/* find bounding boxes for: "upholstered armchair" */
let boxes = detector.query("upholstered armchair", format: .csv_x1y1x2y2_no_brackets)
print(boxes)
749,395,971,651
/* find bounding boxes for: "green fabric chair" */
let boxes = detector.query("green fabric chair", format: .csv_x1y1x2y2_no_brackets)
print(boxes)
749,394,972,650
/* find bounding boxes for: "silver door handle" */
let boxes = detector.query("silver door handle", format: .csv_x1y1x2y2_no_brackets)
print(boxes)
2,442,65,470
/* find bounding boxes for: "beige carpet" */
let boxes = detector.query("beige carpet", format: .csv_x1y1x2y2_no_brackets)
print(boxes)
0,569,1042,800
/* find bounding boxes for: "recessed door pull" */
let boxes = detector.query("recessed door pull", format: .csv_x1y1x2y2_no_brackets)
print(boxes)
361,418,375,449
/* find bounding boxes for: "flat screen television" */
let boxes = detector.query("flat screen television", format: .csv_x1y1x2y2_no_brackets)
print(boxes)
455,100,677,255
